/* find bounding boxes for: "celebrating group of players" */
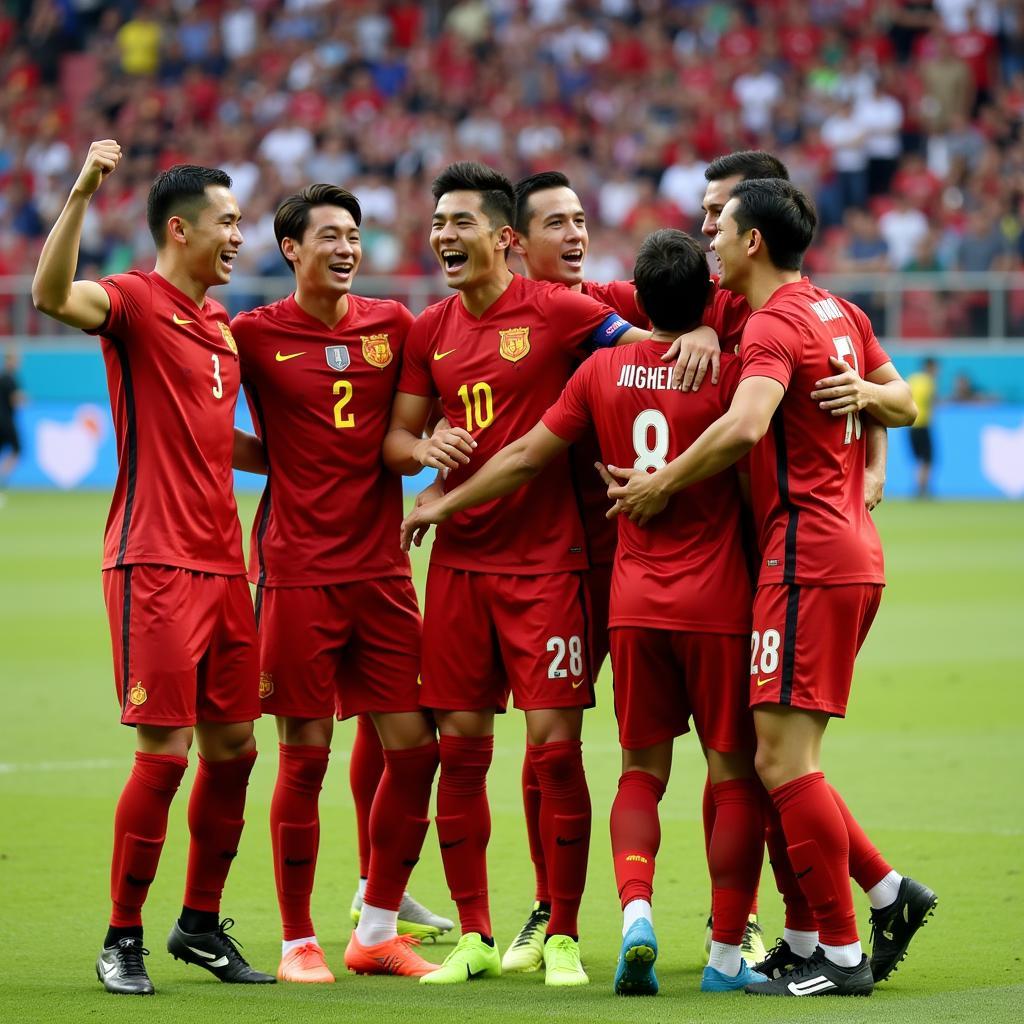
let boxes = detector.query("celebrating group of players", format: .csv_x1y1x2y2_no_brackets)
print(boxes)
32,138,937,1000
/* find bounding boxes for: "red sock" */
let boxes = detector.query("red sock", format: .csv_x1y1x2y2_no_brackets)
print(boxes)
829,784,892,892
364,741,439,911
764,796,817,931
183,750,256,913
701,772,715,873
521,750,549,904
350,714,384,880
529,740,591,937
709,779,765,945
770,772,858,945
436,734,493,936
110,752,188,927
270,744,329,940
610,769,664,909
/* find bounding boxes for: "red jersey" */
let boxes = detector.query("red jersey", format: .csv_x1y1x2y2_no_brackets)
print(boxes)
398,274,631,574
544,345,750,634
232,293,413,587
705,277,750,351
739,279,891,587
88,271,245,574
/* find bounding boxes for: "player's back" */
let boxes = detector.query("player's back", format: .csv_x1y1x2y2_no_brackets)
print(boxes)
547,342,751,634
739,279,891,586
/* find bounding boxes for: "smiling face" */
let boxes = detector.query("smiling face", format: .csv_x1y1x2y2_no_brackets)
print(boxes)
177,184,243,288
700,173,742,240
430,190,511,292
709,197,751,293
283,204,362,300
513,186,589,286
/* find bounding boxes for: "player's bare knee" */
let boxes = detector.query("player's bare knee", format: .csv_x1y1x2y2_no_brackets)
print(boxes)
372,710,436,750
136,723,192,759
277,715,333,748
195,720,256,761
706,747,756,785
524,706,583,745
621,741,672,783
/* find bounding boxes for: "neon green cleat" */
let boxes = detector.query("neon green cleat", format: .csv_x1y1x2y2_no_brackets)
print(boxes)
741,915,768,965
350,890,454,942
501,902,550,973
543,935,589,987
419,933,501,985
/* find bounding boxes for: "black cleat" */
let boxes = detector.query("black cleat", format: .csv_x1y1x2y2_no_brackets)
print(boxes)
746,947,873,996
753,937,810,979
96,937,155,995
869,876,937,982
167,917,275,984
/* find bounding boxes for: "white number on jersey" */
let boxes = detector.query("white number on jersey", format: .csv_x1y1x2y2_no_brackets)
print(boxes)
831,335,862,445
211,354,223,399
546,635,584,679
632,408,670,471
750,629,781,677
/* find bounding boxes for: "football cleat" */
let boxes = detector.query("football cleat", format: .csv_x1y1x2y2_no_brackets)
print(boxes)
745,947,873,997
869,876,938,982
501,902,550,973
350,890,454,941
277,942,335,983
167,918,275,983
419,932,501,985
543,934,589,987
613,918,658,996
344,932,435,977
701,959,767,992
741,915,768,965
753,938,810,979
96,937,154,995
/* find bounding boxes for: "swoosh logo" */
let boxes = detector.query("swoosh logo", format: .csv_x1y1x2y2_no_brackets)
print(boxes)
101,960,118,977
433,349,457,360
172,314,194,326
439,837,466,849
276,351,305,361
795,866,812,879
556,835,584,846
756,675,777,687
467,966,488,979
283,857,311,866
186,944,228,967
571,678,585,689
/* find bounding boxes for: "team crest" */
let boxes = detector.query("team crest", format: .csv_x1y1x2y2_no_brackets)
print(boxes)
361,333,393,369
325,345,351,371
218,322,238,355
498,326,530,363
129,682,147,706
258,672,274,699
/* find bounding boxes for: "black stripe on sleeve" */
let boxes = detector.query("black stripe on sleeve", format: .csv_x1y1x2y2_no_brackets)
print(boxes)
111,338,138,566
779,584,800,706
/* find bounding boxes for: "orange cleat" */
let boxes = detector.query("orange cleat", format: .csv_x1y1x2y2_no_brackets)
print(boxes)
277,942,335,983
344,932,437,977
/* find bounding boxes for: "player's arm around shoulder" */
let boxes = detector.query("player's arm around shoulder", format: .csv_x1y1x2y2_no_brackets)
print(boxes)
810,358,917,428
32,140,120,331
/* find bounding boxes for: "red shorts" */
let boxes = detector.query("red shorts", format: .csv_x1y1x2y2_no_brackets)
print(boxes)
610,627,753,752
103,565,260,727
749,583,883,717
255,577,421,721
420,565,594,713
586,562,613,677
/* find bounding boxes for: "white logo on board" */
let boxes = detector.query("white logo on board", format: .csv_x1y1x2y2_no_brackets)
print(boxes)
35,405,106,489
980,421,1024,498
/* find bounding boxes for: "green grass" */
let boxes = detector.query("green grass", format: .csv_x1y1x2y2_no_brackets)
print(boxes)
1,494,1022,1022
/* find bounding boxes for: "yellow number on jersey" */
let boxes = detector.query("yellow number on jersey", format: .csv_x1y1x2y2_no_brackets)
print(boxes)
457,381,494,431
333,379,354,428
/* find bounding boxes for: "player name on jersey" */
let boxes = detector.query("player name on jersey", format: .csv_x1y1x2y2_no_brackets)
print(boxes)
615,363,676,391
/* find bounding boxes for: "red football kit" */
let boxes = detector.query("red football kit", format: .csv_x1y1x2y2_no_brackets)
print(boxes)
232,293,421,720
398,273,631,711
88,270,257,726
543,345,753,751
740,278,890,715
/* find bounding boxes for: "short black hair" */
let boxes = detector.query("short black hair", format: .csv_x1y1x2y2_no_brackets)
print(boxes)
513,170,572,234
633,229,711,334
146,164,232,246
274,184,362,273
705,150,790,183
729,179,817,271
431,161,515,230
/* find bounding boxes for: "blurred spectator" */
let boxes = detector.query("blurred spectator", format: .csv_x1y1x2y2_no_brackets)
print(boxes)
919,31,975,130
880,193,931,268
951,371,995,402
908,356,939,499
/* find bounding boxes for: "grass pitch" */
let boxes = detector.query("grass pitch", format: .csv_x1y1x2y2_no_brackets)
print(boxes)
0,493,1022,1023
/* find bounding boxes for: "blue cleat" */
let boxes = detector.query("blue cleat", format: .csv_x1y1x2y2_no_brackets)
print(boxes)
614,919,659,996
701,959,768,992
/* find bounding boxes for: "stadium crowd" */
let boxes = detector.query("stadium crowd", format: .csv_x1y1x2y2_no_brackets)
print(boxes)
2,0,1024,330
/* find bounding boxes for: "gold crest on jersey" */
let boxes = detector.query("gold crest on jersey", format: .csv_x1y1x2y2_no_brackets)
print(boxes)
498,326,530,363
129,682,147,706
259,671,274,699
361,333,393,368
218,321,238,355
